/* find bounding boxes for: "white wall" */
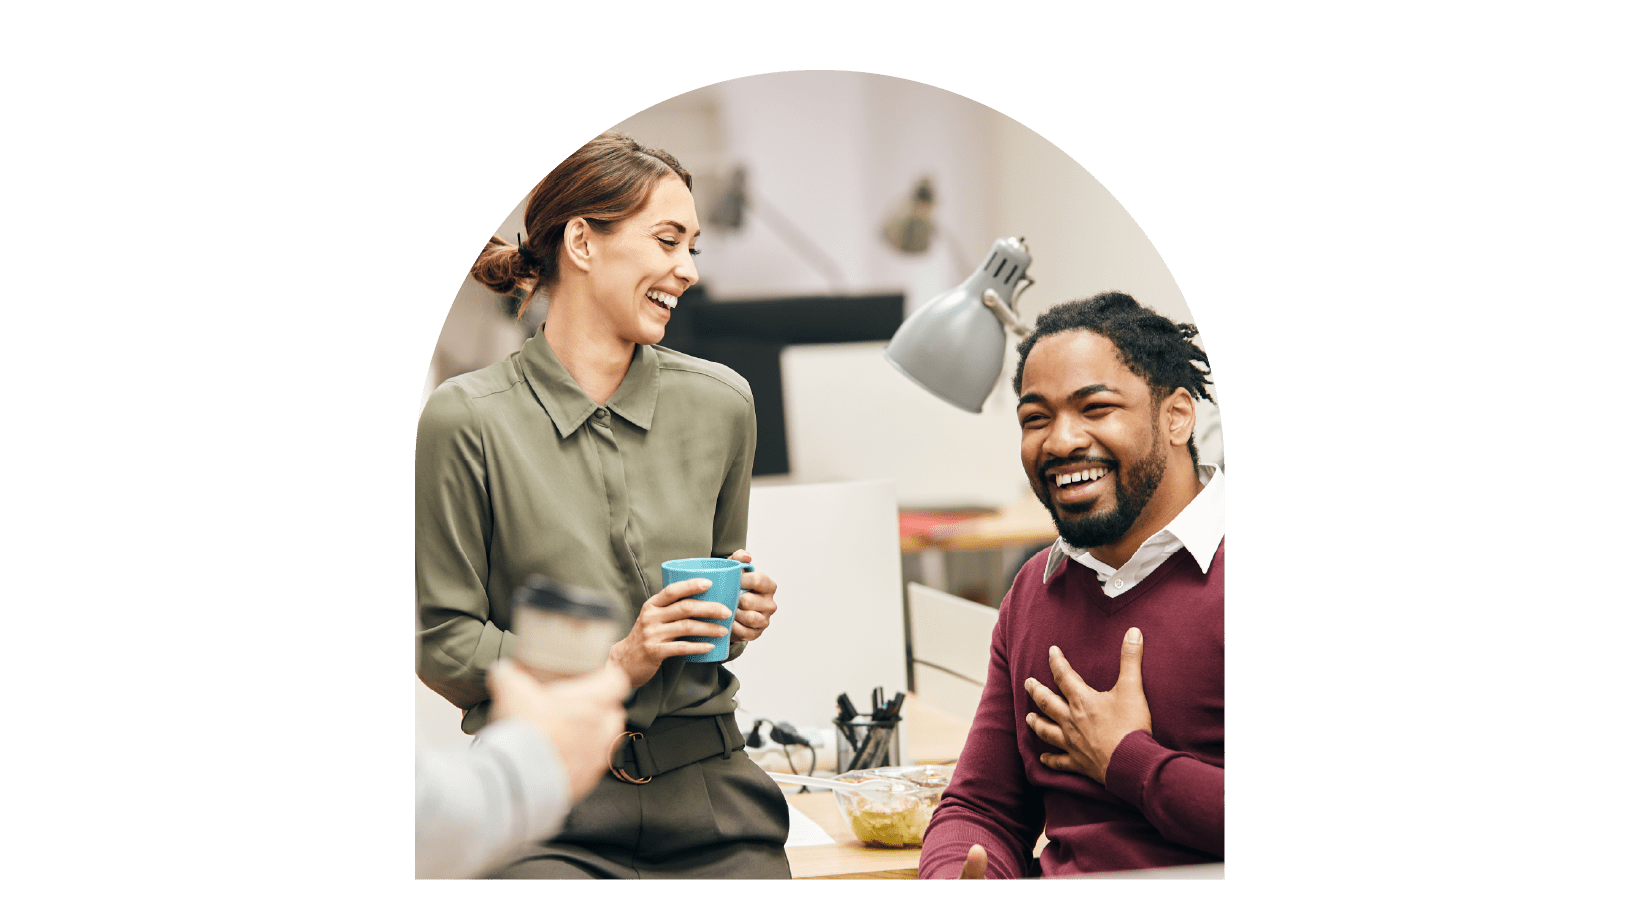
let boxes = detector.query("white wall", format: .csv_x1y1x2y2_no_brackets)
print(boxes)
989,107,1194,328
427,71,1215,502
641,73,1053,508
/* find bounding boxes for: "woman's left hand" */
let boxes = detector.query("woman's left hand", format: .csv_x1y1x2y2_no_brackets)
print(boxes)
728,549,777,643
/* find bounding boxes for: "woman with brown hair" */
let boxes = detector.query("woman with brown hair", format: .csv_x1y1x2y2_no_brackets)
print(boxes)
415,132,790,879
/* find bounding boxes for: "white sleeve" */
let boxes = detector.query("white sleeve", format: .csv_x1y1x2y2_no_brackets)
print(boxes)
414,718,573,879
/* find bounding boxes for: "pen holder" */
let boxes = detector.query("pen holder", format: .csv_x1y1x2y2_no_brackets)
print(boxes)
836,717,900,771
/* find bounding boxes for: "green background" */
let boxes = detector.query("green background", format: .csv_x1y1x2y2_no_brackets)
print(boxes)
9,0,1626,911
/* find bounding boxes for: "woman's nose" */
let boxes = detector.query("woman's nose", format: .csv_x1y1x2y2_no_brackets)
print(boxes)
676,252,700,287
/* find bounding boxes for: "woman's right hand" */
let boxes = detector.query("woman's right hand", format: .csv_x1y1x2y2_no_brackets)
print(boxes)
607,578,729,687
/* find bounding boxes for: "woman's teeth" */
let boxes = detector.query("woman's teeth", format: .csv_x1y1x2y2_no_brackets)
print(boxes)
647,290,677,309
1055,468,1110,487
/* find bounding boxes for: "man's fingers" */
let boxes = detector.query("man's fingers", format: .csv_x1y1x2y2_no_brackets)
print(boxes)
562,661,632,703
1116,626,1144,691
1039,752,1074,772
959,844,988,879
1023,676,1071,723
590,662,633,702
1047,645,1092,696
485,657,527,700
1025,712,1066,749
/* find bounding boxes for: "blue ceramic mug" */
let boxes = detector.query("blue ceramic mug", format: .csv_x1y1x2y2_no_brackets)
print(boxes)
660,557,754,663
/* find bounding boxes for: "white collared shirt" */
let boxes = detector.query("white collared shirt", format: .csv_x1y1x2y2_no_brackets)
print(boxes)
1042,464,1223,597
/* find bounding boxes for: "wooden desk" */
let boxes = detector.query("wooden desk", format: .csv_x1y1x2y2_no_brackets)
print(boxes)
899,496,1057,597
781,692,968,879
899,496,1057,554
784,791,923,879
779,694,1050,879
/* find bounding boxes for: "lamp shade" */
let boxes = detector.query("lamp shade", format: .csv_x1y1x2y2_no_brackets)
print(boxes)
884,237,1033,413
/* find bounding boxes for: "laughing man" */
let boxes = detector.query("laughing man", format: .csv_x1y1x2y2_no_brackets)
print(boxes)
919,292,1224,879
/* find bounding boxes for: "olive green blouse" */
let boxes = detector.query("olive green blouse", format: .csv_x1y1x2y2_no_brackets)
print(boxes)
415,330,757,734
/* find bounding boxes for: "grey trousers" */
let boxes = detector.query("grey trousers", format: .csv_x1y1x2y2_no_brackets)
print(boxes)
488,743,791,879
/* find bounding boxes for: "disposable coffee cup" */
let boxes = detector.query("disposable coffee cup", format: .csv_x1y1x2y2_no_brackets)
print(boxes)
510,576,622,681
660,557,753,663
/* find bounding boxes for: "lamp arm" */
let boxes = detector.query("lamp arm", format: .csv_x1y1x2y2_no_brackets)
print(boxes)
982,288,1032,337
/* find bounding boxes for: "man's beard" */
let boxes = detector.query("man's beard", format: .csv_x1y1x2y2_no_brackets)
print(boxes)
1035,432,1169,550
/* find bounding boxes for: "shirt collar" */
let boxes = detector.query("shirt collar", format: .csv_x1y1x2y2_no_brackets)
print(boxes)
1043,463,1224,583
519,330,659,436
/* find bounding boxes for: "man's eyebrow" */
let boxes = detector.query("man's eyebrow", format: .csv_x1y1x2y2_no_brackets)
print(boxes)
1017,382,1117,409
1069,383,1117,400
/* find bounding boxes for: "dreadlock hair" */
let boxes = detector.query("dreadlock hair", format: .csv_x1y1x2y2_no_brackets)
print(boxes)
1012,291,1215,466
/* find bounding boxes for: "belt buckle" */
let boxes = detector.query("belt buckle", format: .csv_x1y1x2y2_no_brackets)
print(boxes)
609,730,652,784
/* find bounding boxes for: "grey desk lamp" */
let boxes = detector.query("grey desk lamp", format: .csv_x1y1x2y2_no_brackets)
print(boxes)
883,236,1034,412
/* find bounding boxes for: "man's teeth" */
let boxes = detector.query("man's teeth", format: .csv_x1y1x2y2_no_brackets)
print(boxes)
1055,468,1110,487
647,290,677,309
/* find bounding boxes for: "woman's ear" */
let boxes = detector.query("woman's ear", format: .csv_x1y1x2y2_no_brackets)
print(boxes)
561,217,595,274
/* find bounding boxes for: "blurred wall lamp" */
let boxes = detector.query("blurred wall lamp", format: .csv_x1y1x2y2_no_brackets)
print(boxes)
881,175,971,276
884,237,1034,413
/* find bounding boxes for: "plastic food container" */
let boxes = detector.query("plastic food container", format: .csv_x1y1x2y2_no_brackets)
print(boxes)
830,765,954,848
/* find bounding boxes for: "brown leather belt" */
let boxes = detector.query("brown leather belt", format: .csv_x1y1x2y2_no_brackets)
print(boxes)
608,713,744,784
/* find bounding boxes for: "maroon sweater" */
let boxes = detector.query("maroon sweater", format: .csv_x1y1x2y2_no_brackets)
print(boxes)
919,542,1224,878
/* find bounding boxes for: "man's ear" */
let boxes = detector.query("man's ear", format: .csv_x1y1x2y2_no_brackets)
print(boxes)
1161,387,1197,448
561,217,595,274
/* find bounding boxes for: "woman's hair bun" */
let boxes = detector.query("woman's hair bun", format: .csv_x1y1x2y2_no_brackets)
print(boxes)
470,234,539,295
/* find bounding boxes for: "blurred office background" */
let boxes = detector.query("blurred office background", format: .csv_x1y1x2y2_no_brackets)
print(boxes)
418,71,1223,751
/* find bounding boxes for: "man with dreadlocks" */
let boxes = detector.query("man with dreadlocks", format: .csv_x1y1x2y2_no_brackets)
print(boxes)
920,292,1223,879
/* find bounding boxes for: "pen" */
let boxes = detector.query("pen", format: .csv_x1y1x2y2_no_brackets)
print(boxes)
837,693,860,749
850,724,881,771
862,722,892,769
858,691,905,769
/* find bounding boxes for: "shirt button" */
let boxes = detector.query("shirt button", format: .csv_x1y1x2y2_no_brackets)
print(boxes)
1113,579,1124,588
594,408,608,419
